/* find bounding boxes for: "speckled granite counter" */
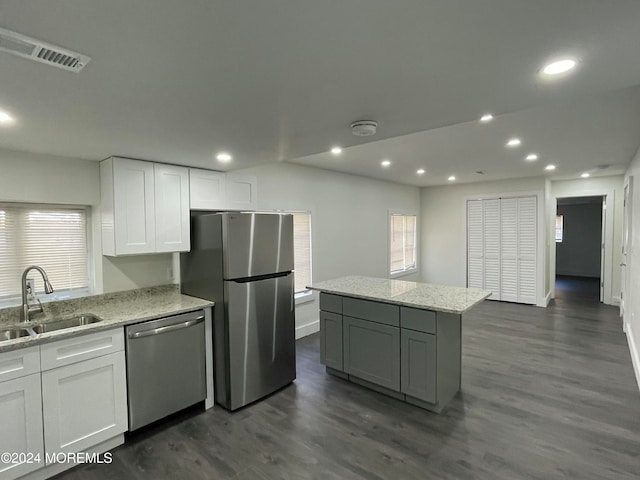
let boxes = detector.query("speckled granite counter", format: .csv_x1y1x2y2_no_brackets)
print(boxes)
308,275,490,314
0,285,213,353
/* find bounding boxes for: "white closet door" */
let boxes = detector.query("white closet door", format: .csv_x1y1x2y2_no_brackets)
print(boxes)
483,199,501,299
467,200,484,289
500,198,519,302
517,196,537,304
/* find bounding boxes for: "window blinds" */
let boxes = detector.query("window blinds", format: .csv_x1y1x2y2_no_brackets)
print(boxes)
292,212,312,294
390,214,417,274
0,204,88,299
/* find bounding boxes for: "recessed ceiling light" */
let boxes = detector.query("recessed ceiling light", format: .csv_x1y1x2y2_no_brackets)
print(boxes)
542,58,577,76
216,152,232,162
479,114,493,123
331,147,342,155
545,164,556,171
0,110,14,124
416,168,425,175
506,138,521,148
448,176,456,181
381,160,391,167
525,153,538,161
581,172,590,178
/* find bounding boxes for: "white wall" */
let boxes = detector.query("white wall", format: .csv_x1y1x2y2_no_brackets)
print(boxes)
550,175,623,304
624,151,640,389
0,148,172,295
420,176,547,304
234,162,421,336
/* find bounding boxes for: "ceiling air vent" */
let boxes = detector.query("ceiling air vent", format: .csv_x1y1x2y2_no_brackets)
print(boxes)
0,27,90,72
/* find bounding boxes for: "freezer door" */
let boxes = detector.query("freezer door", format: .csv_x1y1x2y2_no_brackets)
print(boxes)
222,212,294,279
224,272,296,410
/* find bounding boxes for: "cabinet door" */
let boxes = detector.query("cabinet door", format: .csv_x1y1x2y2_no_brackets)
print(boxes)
226,174,257,210
41,352,127,461
401,329,436,404
0,374,44,480
343,316,400,391
517,196,537,304
112,158,156,254
320,311,343,371
155,164,190,253
467,200,484,290
189,168,227,210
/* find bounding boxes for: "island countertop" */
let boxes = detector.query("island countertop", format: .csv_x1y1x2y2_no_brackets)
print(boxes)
307,275,490,314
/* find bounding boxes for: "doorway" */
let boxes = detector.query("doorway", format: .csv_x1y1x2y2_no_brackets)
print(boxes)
555,196,605,302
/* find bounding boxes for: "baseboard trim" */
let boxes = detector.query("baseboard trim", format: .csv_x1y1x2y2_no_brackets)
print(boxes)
612,296,621,306
626,322,640,391
544,291,552,306
296,320,319,339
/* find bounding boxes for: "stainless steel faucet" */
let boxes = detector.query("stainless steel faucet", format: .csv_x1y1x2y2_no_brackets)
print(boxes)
21,265,54,322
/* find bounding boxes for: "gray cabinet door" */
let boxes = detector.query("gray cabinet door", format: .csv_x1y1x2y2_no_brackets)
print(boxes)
343,316,400,390
320,311,343,371
401,329,436,404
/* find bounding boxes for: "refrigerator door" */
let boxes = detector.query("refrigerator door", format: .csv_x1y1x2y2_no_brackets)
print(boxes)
224,272,296,410
222,212,294,280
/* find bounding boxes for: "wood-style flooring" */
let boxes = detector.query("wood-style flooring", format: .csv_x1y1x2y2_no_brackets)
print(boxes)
56,281,640,480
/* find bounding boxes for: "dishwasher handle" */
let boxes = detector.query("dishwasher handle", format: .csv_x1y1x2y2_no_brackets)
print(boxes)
128,315,204,339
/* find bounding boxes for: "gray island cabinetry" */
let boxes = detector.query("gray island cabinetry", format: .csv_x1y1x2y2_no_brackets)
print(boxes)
310,276,490,413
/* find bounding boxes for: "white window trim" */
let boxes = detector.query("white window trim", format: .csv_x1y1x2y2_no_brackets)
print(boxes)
0,202,93,307
388,209,418,279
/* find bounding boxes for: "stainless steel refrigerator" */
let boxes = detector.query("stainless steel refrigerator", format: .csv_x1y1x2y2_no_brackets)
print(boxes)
180,212,296,410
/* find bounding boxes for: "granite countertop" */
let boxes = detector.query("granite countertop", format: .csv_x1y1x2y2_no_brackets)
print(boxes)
0,285,214,353
308,275,490,314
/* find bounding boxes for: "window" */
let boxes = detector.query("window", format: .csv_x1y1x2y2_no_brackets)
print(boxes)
390,213,417,275
0,204,89,300
292,212,312,297
555,215,564,243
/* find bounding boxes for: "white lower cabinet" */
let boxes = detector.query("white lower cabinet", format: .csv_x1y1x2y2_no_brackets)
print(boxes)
0,328,127,480
41,352,127,461
0,374,44,480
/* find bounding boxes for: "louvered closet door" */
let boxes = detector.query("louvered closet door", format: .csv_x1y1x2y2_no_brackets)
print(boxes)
500,198,519,302
467,200,484,290
517,196,537,304
483,199,501,299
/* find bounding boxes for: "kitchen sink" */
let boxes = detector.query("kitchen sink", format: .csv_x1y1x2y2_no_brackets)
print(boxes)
0,326,32,341
31,314,103,334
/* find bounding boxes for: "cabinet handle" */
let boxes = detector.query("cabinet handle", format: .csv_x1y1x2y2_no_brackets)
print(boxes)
128,316,204,339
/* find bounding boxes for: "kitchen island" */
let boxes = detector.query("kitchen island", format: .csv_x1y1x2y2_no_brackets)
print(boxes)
308,276,490,413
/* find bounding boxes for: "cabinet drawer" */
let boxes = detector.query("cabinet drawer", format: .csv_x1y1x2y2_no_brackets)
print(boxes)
401,307,436,334
320,293,343,314
40,328,124,371
0,346,40,383
343,297,399,327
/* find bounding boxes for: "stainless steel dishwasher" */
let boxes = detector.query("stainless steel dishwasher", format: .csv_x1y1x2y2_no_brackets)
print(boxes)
125,310,206,430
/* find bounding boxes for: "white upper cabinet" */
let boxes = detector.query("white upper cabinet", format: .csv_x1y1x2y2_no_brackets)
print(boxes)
101,157,189,256
189,169,258,211
155,164,190,252
189,168,227,210
226,174,257,211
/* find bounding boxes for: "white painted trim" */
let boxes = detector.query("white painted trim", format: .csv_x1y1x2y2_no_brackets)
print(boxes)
611,296,621,306
544,290,552,306
551,188,615,306
626,322,640,391
296,320,319,339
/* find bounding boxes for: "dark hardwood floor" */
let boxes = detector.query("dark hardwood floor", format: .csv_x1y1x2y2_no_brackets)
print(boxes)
57,291,640,480
555,275,601,302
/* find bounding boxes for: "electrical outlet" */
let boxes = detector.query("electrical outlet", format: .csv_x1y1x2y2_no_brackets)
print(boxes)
26,278,35,293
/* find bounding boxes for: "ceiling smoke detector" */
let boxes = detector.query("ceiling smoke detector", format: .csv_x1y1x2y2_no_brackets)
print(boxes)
0,27,91,72
351,120,377,137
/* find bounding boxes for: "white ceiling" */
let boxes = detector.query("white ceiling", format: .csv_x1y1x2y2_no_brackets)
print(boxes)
0,0,639,186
